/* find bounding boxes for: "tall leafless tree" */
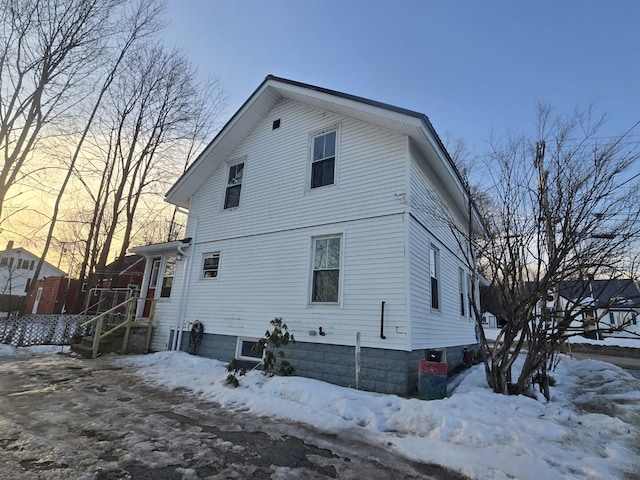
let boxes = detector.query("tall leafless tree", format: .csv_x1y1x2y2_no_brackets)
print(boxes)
0,0,122,223
27,0,164,304
69,44,224,310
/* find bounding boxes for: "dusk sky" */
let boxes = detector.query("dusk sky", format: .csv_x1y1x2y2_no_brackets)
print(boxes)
164,0,639,174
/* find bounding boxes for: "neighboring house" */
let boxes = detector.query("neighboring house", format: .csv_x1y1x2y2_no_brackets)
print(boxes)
79,255,146,314
559,279,640,337
0,241,66,315
23,276,80,315
23,255,145,315
131,76,484,394
91,254,145,291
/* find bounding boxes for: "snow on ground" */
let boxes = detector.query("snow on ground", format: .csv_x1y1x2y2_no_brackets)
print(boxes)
0,344,62,357
484,327,640,348
2,344,638,478
109,351,640,480
569,335,640,348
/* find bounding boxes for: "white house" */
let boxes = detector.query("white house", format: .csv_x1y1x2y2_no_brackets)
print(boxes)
559,279,640,338
0,241,66,313
131,76,484,394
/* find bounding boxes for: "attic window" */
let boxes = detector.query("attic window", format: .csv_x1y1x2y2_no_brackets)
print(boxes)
272,119,281,130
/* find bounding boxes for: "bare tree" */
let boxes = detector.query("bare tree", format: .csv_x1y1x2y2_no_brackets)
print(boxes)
26,0,164,305
0,0,123,223
68,43,224,310
475,106,640,399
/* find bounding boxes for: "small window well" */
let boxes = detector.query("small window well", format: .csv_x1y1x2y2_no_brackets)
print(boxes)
272,119,281,130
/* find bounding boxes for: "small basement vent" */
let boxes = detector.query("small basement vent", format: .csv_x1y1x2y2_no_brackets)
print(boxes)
272,119,281,130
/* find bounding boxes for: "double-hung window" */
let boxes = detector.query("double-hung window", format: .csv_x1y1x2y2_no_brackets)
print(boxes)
311,235,341,303
224,162,244,209
430,246,440,310
310,130,336,189
202,252,220,279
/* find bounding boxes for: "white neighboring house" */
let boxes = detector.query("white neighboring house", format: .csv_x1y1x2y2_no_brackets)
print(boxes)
0,241,66,313
131,76,484,394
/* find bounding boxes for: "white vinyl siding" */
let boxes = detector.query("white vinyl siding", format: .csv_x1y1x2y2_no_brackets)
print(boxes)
176,215,408,351
152,97,477,354
189,100,406,242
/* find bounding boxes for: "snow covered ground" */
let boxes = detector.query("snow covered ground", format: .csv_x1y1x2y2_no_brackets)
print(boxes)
2,343,639,479
484,327,640,348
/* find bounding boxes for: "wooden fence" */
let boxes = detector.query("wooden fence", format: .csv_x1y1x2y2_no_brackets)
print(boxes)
0,314,92,347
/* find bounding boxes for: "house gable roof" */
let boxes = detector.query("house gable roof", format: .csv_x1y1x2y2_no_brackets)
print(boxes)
0,247,66,277
165,75,482,232
560,279,640,309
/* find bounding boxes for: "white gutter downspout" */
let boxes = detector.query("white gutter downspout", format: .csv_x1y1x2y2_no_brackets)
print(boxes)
173,207,198,351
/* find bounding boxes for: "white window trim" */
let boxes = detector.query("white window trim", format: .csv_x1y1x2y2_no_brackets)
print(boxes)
306,124,340,193
308,233,344,306
221,157,246,211
235,337,263,362
201,251,221,280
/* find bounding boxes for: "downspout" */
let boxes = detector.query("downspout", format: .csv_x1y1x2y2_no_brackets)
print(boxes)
173,208,198,351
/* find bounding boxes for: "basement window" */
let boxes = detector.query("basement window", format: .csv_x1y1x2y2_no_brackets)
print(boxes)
236,338,263,361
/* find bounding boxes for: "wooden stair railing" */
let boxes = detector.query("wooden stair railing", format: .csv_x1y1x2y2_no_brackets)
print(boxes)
78,297,153,359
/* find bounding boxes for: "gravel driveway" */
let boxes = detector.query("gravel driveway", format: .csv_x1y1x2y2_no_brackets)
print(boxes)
0,353,463,479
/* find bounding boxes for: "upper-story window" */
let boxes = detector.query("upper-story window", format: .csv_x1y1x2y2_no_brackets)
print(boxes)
310,130,336,189
224,162,244,209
